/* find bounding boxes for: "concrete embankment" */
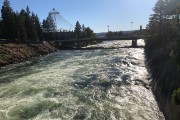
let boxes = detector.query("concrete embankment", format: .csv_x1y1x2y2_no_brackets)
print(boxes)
0,41,58,67
145,56,180,120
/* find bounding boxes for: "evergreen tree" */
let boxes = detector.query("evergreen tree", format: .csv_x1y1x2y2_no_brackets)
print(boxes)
145,0,180,67
32,13,43,40
15,11,27,42
42,13,56,33
0,18,2,38
145,0,180,114
46,13,56,32
1,0,17,41
84,27,94,38
82,24,85,31
81,26,94,38
146,0,174,56
81,24,86,38
42,13,56,40
42,19,48,32
24,6,38,41
74,21,81,38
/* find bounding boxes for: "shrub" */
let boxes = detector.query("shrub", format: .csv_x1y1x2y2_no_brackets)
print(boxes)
172,88,180,105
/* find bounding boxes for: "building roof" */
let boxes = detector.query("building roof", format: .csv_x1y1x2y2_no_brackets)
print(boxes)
164,0,180,15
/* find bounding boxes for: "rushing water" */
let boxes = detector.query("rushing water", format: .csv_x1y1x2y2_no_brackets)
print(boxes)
0,40,164,120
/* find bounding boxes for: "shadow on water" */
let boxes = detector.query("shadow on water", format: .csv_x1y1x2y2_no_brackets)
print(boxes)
0,51,78,84
0,50,100,84
0,59,41,84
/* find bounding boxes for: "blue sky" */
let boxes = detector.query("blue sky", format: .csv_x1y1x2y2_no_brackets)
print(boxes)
0,0,156,33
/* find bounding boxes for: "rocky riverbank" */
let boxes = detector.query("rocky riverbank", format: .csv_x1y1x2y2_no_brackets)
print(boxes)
0,41,58,67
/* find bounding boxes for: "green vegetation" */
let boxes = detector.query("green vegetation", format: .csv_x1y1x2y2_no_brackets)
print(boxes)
145,0,180,114
0,0,95,43
42,13,56,33
0,0,42,42
172,88,180,105
74,21,95,39
145,0,179,65
74,21,82,38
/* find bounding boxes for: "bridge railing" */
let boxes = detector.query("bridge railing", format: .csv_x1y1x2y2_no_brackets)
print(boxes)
56,34,144,42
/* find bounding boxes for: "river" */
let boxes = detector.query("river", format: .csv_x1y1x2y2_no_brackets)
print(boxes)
0,40,164,120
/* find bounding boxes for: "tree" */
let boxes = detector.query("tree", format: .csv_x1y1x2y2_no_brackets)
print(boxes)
74,21,81,38
146,0,166,40
145,0,178,62
81,24,86,38
42,19,48,32
0,18,3,38
15,11,27,42
24,6,38,42
145,1,180,112
84,27,94,38
42,13,56,40
82,24,85,31
42,13,56,33
32,13,43,40
145,0,180,84
1,0,17,41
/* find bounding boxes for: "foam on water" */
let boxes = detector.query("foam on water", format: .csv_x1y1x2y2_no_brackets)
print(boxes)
0,40,164,120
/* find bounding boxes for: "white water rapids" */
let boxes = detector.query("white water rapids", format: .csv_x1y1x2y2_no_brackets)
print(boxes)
0,40,164,120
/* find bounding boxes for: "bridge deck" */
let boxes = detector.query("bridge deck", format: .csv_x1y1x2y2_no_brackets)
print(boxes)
56,35,143,43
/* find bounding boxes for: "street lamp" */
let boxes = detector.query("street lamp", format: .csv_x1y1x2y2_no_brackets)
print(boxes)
131,22,133,31
107,25,109,33
107,25,110,37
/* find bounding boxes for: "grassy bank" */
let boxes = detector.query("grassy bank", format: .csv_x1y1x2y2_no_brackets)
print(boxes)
0,41,58,67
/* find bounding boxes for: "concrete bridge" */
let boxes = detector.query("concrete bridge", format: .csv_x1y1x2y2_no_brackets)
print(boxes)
55,35,144,48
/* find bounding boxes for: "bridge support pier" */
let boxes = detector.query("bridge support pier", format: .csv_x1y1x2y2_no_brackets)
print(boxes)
77,43,82,49
132,39,137,47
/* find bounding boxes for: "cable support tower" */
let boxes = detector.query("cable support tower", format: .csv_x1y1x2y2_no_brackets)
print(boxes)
49,8,74,32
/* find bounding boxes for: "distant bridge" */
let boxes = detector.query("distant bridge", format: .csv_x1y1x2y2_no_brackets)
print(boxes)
55,35,144,48
48,8,145,48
